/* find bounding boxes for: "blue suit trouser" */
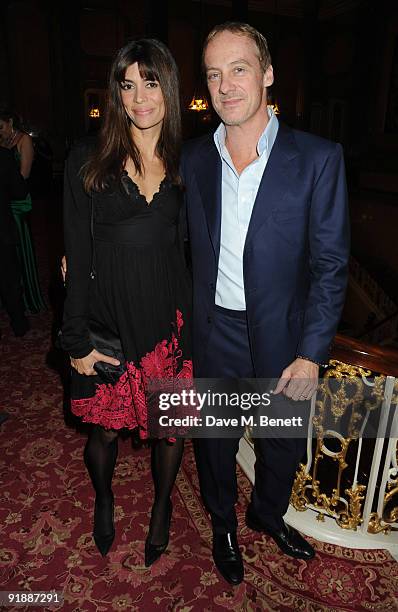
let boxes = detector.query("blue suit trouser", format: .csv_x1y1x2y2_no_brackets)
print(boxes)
194,305,307,534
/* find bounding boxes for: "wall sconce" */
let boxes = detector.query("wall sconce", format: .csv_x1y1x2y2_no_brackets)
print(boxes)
270,102,280,115
89,108,101,118
188,95,209,112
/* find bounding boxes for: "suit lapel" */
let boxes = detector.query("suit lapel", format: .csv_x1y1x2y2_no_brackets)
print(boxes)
244,123,300,249
193,137,222,257
191,124,300,257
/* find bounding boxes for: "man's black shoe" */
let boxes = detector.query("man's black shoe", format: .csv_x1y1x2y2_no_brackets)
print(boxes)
246,505,315,560
212,532,244,585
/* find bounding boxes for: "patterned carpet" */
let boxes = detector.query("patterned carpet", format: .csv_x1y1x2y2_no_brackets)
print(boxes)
1,310,397,612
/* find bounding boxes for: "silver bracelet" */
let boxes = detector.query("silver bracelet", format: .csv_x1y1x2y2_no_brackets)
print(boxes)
296,354,328,368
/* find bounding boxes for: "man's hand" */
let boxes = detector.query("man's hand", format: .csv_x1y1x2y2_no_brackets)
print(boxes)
273,358,319,401
61,255,67,283
71,349,120,376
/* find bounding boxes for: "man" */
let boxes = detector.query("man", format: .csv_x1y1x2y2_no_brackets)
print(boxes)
181,22,349,585
0,146,30,338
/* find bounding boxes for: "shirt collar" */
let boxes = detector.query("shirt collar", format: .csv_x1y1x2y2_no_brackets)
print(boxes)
213,105,279,160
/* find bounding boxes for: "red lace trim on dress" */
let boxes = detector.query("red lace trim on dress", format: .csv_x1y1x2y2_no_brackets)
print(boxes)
71,309,192,439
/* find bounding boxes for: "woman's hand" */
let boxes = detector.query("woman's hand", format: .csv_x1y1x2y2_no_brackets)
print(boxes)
71,349,120,376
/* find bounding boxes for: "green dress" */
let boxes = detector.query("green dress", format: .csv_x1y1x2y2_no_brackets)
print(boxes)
11,148,45,313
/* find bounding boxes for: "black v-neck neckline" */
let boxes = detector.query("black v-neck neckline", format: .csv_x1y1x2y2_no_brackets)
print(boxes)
121,172,167,207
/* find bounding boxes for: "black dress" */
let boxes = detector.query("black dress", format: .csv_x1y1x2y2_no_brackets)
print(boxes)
61,142,192,438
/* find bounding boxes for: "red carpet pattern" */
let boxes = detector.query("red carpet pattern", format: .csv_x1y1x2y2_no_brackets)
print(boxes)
0,311,397,611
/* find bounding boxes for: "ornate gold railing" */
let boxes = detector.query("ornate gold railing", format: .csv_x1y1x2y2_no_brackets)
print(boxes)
291,334,398,536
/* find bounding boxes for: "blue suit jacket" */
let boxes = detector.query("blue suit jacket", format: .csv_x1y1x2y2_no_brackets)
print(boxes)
181,123,350,378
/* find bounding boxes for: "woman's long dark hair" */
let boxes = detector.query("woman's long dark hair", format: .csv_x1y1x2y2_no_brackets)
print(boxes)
83,39,182,192
0,108,25,132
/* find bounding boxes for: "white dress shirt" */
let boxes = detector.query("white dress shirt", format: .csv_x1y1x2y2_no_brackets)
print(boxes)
213,106,279,310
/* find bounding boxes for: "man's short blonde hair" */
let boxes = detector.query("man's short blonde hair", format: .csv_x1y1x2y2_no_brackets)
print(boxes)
202,21,272,73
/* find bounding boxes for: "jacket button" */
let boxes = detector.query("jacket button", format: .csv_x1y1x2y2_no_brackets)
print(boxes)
207,316,212,323
210,283,215,290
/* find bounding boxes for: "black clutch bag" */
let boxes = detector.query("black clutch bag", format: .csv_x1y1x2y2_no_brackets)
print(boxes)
55,322,126,385
89,320,126,385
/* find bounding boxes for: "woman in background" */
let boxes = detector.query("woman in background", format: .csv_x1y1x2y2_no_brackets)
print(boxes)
0,108,45,313
61,39,192,565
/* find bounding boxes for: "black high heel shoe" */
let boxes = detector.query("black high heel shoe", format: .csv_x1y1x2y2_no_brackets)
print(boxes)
93,496,115,557
145,499,172,567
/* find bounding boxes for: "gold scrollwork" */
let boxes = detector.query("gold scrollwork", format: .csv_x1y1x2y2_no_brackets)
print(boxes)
364,375,386,411
368,512,391,535
326,360,372,379
290,359,386,530
318,361,368,427
392,378,398,406
336,485,366,529
377,452,398,527
290,463,312,512
384,479,398,507
368,474,398,532
291,464,366,529
315,362,384,433
311,478,365,530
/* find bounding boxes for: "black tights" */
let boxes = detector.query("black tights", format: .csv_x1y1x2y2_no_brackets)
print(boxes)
84,426,184,543
149,438,184,544
84,426,118,535
84,426,118,500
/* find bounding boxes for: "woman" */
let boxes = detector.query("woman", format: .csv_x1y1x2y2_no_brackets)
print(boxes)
0,109,45,313
61,39,192,566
